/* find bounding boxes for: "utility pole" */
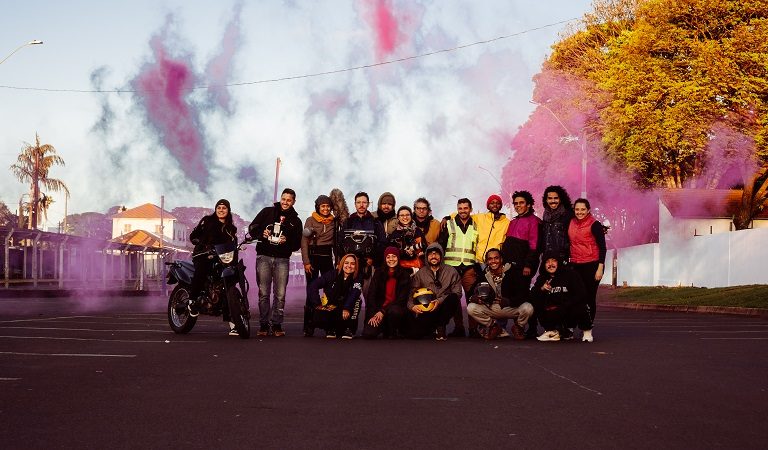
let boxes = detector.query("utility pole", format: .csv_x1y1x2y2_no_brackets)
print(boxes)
160,196,167,296
273,157,282,202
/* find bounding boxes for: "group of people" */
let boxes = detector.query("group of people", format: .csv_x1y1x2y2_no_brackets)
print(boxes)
188,186,607,342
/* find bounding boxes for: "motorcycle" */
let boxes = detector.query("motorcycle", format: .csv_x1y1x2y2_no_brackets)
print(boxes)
165,239,252,339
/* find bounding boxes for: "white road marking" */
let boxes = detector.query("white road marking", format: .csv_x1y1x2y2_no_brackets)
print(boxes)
0,351,136,358
0,326,171,333
700,337,768,340
0,335,206,343
0,377,21,381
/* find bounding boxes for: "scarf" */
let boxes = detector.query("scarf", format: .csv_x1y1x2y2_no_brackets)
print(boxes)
414,215,433,234
312,211,334,224
376,208,396,223
543,204,567,224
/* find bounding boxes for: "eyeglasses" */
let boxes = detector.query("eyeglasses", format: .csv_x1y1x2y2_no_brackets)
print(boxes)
398,213,411,217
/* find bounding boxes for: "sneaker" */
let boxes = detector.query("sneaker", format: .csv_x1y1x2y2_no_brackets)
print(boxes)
341,328,354,340
498,328,510,338
448,327,466,338
435,326,447,341
582,329,594,343
187,298,200,317
257,324,270,336
228,327,239,336
537,330,560,342
485,323,503,341
511,324,525,340
325,330,337,339
272,324,286,337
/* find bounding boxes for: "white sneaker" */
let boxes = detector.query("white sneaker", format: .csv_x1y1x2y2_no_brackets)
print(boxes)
537,330,560,342
498,328,510,338
582,329,593,342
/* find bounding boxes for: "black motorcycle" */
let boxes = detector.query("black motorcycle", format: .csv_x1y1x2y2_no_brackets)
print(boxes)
165,239,252,338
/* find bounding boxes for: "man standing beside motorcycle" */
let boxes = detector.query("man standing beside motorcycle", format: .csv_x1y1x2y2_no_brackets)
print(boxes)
189,199,238,320
248,188,303,337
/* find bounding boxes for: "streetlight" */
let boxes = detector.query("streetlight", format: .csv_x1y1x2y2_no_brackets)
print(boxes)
0,40,43,66
530,100,587,198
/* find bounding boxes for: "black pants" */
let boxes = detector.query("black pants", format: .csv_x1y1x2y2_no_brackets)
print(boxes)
538,302,593,332
508,265,536,335
303,252,334,333
313,308,357,335
362,304,407,339
190,256,210,299
405,294,460,339
571,261,600,322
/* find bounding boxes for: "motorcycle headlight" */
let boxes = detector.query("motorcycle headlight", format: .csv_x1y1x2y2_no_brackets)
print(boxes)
219,251,235,264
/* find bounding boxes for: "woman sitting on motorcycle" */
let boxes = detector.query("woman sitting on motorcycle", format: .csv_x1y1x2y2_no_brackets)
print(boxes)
188,199,237,322
307,254,362,339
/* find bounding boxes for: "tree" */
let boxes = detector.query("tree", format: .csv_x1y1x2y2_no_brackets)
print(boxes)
734,164,768,229
0,201,17,227
9,133,69,229
545,0,768,188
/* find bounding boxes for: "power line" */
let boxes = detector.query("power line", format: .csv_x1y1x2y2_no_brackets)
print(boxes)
0,17,578,94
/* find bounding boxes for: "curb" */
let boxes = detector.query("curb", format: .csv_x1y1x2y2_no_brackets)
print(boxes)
599,301,768,319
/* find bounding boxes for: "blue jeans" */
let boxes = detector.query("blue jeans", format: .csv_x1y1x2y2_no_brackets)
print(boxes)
256,255,289,326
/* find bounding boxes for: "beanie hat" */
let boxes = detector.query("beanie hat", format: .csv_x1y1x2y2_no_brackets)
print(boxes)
215,199,231,211
314,195,332,213
383,246,400,259
378,192,396,207
486,194,503,208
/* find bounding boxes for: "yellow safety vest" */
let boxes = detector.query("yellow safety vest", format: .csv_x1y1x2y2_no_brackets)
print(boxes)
444,219,478,266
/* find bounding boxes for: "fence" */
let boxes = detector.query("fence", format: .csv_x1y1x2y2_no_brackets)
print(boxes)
1,227,186,290
611,226,768,287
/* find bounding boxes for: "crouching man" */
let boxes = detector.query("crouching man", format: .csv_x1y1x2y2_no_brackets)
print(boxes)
531,254,594,342
467,248,533,340
407,243,461,341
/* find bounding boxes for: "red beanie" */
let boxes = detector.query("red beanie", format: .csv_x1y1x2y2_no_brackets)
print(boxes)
486,194,503,208
383,246,400,259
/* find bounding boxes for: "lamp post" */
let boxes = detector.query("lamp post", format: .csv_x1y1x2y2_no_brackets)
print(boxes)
0,40,43,66
530,100,587,199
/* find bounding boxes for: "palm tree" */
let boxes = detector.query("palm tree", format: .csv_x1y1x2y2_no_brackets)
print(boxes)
734,164,768,230
9,133,69,229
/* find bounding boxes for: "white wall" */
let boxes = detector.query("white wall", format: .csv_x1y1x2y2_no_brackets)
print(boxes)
615,226,768,287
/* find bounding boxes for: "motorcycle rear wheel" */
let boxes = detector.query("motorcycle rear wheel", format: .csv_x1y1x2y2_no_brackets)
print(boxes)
168,285,197,334
227,286,250,339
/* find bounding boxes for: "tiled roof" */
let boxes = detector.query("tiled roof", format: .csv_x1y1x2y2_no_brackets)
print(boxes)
660,189,768,219
112,203,177,220
111,229,189,251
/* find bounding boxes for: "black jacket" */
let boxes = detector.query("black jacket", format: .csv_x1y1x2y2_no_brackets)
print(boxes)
248,203,302,258
366,265,411,318
189,215,237,254
530,266,586,309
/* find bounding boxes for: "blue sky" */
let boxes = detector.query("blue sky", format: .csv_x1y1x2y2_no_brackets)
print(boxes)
0,0,594,227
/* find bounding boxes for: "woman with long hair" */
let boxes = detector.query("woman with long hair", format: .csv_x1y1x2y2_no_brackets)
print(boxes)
307,253,363,339
568,198,606,336
362,246,410,339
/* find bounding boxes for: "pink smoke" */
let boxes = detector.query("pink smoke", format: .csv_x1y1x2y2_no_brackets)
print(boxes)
501,69,660,248
205,3,243,114
362,0,402,60
132,21,208,188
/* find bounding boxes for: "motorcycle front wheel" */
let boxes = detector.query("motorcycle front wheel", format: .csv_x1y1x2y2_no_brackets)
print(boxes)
227,286,250,339
168,285,197,334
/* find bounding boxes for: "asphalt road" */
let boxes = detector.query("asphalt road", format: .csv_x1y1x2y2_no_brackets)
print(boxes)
1,288,766,449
